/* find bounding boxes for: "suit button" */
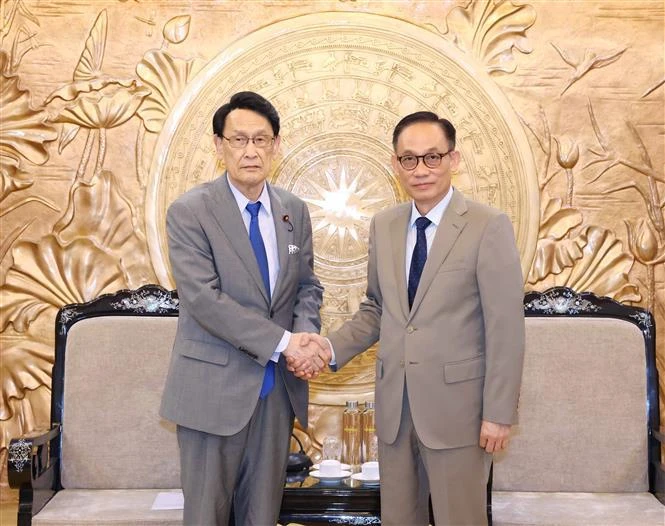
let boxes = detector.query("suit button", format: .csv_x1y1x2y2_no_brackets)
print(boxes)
406,326,415,334
399,360,405,367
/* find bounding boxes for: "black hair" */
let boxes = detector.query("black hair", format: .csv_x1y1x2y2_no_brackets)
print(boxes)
212,91,280,137
392,111,456,151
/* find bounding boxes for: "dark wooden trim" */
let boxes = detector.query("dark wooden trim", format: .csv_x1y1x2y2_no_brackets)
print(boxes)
524,287,660,498
7,285,660,524
8,425,61,521
51,285,179,439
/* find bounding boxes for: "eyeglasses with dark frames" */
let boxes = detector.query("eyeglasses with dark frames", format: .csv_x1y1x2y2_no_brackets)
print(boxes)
396,151,453,170
222,135,275,149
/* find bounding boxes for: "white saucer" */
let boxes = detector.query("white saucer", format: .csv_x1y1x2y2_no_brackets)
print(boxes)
311,462,351,471
351,472,380,485
309,469,352,481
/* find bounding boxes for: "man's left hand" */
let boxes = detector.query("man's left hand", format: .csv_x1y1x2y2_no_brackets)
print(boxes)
479,420,511,453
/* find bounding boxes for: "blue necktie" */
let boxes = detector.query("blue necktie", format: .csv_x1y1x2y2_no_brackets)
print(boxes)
408,217,431,309
246,201,274,399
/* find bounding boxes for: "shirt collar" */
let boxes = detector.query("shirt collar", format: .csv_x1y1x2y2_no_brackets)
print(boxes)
409,185,453,228
227,175,273,218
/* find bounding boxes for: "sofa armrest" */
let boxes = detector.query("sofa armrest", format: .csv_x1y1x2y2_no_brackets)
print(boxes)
8,424,61,525
652,426,665,505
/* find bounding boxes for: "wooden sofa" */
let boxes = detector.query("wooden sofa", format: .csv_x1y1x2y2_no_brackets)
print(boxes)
493,288,664,525
7,286,664,525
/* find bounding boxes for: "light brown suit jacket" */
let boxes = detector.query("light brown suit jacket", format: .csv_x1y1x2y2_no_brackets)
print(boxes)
328,189,525,449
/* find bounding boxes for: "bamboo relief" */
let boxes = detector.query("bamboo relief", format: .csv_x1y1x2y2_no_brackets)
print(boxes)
0,0,662,490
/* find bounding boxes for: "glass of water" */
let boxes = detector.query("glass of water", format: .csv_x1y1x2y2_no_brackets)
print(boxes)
322,435,342,461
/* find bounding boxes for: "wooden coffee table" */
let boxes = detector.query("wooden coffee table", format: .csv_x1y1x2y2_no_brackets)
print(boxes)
280,472,381,525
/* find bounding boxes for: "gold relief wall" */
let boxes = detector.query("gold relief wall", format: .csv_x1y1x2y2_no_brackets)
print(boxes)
0,0,663,493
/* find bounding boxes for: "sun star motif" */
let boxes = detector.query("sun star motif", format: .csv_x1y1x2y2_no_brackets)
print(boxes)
304,164,389,258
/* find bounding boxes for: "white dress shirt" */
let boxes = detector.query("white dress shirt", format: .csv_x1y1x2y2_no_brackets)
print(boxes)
228,179,289,362
405,186,454,281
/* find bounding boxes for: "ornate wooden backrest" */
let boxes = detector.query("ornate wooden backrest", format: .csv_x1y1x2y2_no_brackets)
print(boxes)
494,287,659,494
42,285,660,494
53,285,181,489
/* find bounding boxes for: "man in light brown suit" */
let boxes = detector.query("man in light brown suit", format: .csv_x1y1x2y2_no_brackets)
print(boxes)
295,111,525,525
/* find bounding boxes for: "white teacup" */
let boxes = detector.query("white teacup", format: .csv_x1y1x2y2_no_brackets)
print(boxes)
319,459,342,477
361,461,379,479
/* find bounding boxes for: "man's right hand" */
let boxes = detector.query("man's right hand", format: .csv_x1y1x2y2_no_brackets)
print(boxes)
283,333,331,379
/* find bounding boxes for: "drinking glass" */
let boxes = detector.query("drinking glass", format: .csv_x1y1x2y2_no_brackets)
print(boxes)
322,435,341,461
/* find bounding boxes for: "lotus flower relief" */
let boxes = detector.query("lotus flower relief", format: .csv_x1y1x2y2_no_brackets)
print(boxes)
0,331,53,420
135,15,195,133
136,51,196,134
0,50,57,201
554,226,636,298
53,169,157,288
527,196,583,283
553,136,579,207
0,235,129,333
38,9,145,180
0,50,56,166
43,9,151,181
528,220,640,303
46,78,150,130
554,137,580,170
625,218,665,266
44,77,150,180
1,165,32,202
625,218,665,313
134,14,196,187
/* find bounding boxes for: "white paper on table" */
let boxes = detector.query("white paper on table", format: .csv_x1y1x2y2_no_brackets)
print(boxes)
151,491,184,510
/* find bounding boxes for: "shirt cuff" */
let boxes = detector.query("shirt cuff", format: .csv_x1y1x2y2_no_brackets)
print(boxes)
325,337,337,366
272,330,291,362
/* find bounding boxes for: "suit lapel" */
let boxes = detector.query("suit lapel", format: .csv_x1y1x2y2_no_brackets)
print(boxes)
267,185,294,302
408,190,468,320
389,204,411,321
205,174,269,304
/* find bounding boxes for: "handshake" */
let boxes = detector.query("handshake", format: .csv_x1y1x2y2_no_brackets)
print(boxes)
283,332,332,379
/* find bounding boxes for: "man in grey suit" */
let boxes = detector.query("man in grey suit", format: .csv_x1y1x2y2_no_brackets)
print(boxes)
295,112,525,525
160,91,328,526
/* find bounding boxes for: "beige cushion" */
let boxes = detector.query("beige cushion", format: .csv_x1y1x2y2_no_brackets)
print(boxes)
494,317,648,493
61,316,180,489
492,491,664,525
33,489,182,525
49,310,659,525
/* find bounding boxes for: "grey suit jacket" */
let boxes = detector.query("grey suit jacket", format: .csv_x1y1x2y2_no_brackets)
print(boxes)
328,189,525,450
160,174,323,435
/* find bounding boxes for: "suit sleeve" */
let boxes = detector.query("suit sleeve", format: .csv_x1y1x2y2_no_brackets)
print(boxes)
166,198,285,365
477,213,525,424
291,202,324,334
327,216,382,369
